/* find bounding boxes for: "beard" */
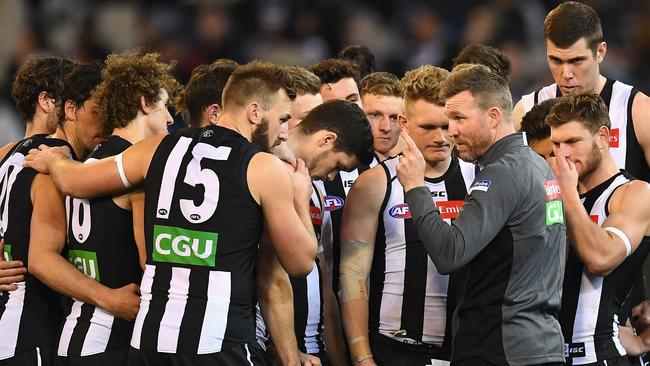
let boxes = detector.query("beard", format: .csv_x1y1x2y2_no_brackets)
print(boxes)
577,140,603,180
252,117,271,152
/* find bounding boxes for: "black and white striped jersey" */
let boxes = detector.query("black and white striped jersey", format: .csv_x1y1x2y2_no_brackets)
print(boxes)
58,136,142,357
131,126,263,355
521,79,649,182
0,135,75,360
320,155,379,295
560,171,650,365
369,156,474,348
290,184,325,355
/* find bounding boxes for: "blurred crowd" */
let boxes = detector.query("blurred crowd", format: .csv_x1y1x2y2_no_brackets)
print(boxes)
1,0,650,145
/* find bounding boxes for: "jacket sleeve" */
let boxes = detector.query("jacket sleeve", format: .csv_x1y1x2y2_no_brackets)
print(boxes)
404,165,520,274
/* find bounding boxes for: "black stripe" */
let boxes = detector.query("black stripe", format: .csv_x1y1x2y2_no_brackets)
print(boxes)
316,258,326,353
140,266,172,350
67,303,95,356
625,88,650,182
290,275,309,353
177,269,209,353
323,175,347,294
555,85,562,98
534,90,539,105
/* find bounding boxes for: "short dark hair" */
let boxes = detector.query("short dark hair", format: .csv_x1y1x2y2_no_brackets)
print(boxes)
360,72,402,98
287,66,321,96
441,64,512,118
453,44,511,83
310,58,360,86
222,61,296,111
520,98,559,142
298,100,374,165
11,55,75,122
338,45,378,79
177,59,239,127
544,1,603,56
57,61,104,127
94,49,180,132
545,92,610,134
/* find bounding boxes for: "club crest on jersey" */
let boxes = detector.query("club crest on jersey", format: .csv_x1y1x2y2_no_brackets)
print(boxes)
389,203,411,219
468,179,491,194
153,225,218,267
323,195,344,211
68,249,100,281
609,128,619,148
202,129,214,138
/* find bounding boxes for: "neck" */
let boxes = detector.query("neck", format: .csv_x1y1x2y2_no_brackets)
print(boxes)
425,156,452,179
375,151,386,161
286,133,307,161
51,123,84,159
590,75,608,95
24,113,49,137
577,153,620,194
112,117,148,144
218,111,252,141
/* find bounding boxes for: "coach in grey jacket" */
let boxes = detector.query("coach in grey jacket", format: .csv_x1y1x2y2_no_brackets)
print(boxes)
396,64,566,366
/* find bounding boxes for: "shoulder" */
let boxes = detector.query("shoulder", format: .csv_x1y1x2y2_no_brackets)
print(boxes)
352,163,388,195
611,179,650,211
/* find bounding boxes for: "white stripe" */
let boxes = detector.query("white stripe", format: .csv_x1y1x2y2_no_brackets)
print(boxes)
197,271,231,354
131,264,156,349
0,282,26,359
36,347,41,366
612,315,627,356
158,267,191,353
156,137,192,220
304,265,322,354
57,300,84,356
114,154,131,189
608,81,633,169
245,343,254,366
80,307,115,356
421,258,448,345
571,272,603,364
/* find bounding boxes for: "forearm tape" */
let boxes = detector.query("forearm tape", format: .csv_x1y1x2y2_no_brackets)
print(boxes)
339,239,373,303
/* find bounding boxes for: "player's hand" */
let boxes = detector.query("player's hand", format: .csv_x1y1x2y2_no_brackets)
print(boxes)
288,158,313,208
0,260,27,291
272,142,297,168
103,283,141,321
356,358,377,366
618,324,650,356
633,300,650,329
548,155,579,198
299,351,322,366
23,145,72,174
396,130,426,192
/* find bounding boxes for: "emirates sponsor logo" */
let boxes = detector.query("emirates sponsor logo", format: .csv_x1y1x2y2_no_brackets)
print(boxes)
310,205,322,225
545,180,562,201
609,128,619,148
435,200,464,219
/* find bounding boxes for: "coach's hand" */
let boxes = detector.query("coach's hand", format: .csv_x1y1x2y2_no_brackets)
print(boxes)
396,130,426,192
0,260,27,291
23,144,73,174
104,283,141,321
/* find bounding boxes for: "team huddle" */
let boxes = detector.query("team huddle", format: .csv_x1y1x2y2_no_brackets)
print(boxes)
1,2,650,366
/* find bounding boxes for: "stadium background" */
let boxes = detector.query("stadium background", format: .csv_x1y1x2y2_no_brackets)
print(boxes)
1,0,649,144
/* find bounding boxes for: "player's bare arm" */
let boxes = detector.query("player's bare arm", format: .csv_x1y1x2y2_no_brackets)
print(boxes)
339,166,387,366
249,153,317,277
631,91,650,166
27,173,141,320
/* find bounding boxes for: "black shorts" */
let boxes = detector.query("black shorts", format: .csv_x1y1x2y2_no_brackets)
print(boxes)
563,356,630,366
0,347,56,366
452,358,564,366
57,349,128,366
128,342,266,366
369,332,450,366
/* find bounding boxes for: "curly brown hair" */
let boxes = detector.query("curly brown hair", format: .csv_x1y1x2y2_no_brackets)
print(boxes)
310,58,360,86
402,65,449,107
545,92,610,134
11,55,75,122
93,49,180,132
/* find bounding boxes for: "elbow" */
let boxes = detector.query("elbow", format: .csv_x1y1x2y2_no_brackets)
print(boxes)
285,259,315,278
583,256,616,276
27,256,46,280
434,262,457,275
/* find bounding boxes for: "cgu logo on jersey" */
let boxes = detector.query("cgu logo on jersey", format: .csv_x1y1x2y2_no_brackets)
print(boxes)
153,225,218,267
68,249,101,281
389,203,411,219
323,195,344,211
3,244,11,261
435,200,464,220
609,128,619,148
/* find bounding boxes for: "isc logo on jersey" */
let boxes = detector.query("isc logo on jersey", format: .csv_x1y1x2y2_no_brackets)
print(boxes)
389,203,411,219
68,249,101,281
153,225,218,267
323,195,344,211
544,180,564,225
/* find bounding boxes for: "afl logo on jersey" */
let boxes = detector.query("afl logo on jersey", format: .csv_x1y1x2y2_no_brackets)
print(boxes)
389,203,411,219
158,208,168,216
323,195,344,211
190,214,201,221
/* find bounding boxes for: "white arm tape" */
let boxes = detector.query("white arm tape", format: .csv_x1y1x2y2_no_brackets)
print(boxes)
114,153,131,189
604,226,632,257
